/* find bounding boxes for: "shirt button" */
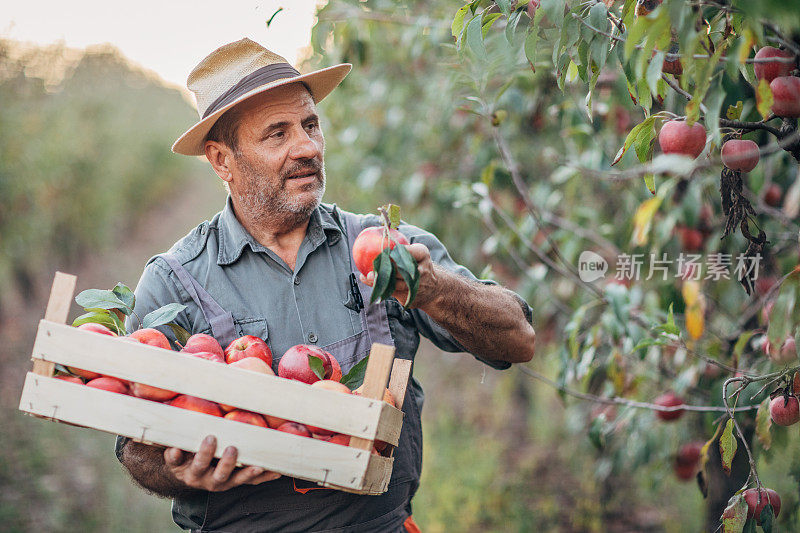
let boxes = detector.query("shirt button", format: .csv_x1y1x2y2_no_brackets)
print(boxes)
294,276,300,285
307,332,318,343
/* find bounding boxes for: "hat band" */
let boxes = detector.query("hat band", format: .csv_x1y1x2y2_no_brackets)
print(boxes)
202,63,301,118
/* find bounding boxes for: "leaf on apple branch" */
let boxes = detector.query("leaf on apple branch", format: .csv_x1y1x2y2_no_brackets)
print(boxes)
369,203,420,308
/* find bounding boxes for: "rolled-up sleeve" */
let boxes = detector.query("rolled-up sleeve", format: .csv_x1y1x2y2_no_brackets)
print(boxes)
396,221,533,371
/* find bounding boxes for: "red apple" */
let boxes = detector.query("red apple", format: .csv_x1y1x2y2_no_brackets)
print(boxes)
743,487,781,524
307,380,352,436
673,441,704,481
220,357,275,411
654,392,685,421
129,328,171,349
658,120,707,159
278,345,339,384
183,350,226,364
131,382,178,402
225,335,272,367
721,139,760,172
86,377,129,395
224,409,269,428
754,47,795,83
70,323,118,379
352,226,410,276
264,414,288,429
326,433,351,446
276,422,312,438
764,184,783,207
764,336,797,365
676,226,705,252
770,76,800,118
769,395,800,426
55,375,84,385
169,395,223,417
182,333,224,359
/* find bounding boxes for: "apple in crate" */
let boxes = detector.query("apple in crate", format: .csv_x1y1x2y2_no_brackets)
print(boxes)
182,333,225,359
225,335,272,366
128,328,177,400
86,377,129,395
183,350,225,364
276,422,312,438
278,345,342,384
69,323,118,379
169,395,223,417
224,410,269,428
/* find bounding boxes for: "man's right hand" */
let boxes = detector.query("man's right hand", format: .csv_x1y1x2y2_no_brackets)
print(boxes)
164,435,281,492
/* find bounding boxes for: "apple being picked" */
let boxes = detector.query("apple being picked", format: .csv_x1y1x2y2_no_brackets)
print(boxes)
278,345,342,384
182,333,225,359
352,226,410,276
225,335,272,366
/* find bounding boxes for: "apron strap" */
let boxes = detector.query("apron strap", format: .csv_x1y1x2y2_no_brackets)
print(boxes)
342,211,395,349
160,253,238,348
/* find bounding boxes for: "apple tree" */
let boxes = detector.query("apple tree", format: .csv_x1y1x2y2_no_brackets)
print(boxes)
310,0,800,529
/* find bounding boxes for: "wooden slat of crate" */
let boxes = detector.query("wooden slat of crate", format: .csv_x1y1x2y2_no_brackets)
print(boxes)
19,373,392,493
31,320,403,445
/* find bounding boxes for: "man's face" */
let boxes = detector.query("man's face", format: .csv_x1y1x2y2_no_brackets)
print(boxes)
227,83,325,226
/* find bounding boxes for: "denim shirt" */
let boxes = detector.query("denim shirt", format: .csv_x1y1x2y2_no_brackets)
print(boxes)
117,197,528,532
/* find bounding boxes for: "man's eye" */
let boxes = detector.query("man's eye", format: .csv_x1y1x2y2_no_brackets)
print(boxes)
270,131,284,139
306,122,318,131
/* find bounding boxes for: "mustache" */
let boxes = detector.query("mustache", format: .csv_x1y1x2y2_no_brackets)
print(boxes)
282,159,323,179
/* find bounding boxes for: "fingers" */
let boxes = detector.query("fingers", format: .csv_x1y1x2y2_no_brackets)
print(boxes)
211,446,238,484
188,435,217,478
164,447,186,467
246,470,282,485
227,465,271,487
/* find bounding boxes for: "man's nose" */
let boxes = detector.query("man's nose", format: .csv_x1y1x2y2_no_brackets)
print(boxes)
290,130,322,160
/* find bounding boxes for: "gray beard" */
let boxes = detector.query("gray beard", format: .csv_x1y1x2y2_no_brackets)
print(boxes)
234,155,326,230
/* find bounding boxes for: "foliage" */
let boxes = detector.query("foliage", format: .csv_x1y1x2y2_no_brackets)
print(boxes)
307,0,800,529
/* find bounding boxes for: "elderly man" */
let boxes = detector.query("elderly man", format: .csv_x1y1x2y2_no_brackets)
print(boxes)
116,38,535,532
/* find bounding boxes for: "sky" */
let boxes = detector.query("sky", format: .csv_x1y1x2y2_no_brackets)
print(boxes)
1,0,321,94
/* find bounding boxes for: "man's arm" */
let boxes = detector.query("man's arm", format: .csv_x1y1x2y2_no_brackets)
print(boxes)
362,243,536,364
119,436,280,498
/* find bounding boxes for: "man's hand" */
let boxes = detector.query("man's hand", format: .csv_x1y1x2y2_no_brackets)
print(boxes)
164,435,281,492
360,243,440,309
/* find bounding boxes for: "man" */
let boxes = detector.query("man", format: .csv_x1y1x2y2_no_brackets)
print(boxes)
116,38,535,532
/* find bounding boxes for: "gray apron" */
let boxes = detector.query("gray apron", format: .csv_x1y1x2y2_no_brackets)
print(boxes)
162,208,422,532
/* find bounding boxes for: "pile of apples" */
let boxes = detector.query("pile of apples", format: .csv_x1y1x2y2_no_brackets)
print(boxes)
58,323,395,454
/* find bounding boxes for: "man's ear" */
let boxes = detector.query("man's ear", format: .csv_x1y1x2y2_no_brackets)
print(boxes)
205,141,234,184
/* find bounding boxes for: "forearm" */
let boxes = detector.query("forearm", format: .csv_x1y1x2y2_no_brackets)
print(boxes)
419,265,536,363
119,440,194,499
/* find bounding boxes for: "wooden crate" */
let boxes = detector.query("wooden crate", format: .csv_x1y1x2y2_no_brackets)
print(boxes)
18,272,411,495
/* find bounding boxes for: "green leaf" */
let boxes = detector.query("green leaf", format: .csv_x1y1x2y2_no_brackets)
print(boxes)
541,0,566,29
760,505,775,532
505,8,524,45
733,331,756,359
524,26,539,70
726,101,744,120
755,396,772,450
75,289,129,314
634,123,656,163
142,303,187,330
495,0,511,16
465,15,487,60
705,79,727,145
112,283,135,314
481,12,503,38
612,116,656,166
588,3,608,33
588,415,606,450
387,204,401,229
643,174,656,194
391,244,420,308
646,52,664,95
636,78,652,114
742,518,757,533
756,79,774,120
370,249,395,304
308,354,326,380
168,323,192,347
452,4,470,40
341,355,369,389
72,310,126,336
720,418,738,475
720,493,748,533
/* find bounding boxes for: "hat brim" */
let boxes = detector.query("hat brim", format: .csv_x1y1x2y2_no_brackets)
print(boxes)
172,63,352,156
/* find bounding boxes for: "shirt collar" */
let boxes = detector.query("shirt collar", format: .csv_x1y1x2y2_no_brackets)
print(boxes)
216,196,343,266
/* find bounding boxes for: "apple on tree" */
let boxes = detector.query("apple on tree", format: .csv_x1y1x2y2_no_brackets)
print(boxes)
770,76,800,118
658,120,707,159
754,46,795,83
720,139,760,173
743,487,781,524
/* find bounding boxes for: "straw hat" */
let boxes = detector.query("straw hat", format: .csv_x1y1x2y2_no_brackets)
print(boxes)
172,38,351,156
